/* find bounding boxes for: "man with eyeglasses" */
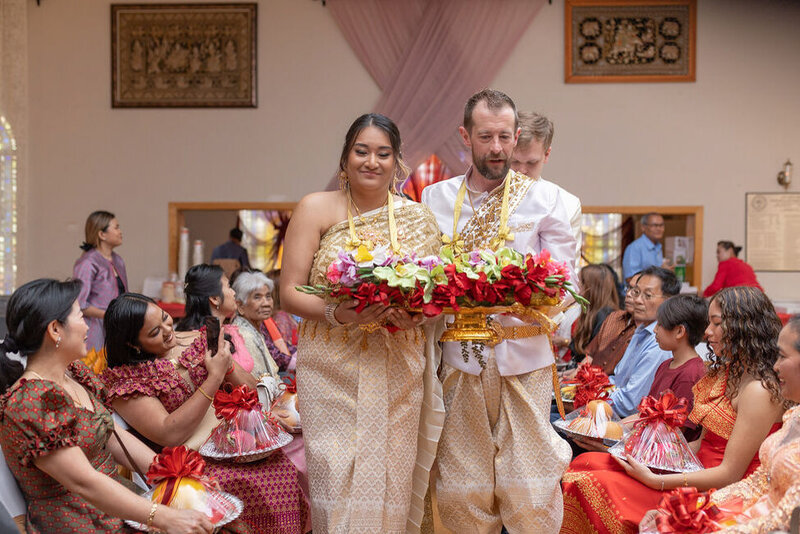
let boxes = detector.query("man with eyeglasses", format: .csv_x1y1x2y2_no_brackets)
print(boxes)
607,266,681,417
622,212,668,281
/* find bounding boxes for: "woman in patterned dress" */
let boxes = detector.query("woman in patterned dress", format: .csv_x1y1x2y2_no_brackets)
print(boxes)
101,292,309,533
0,279,212,534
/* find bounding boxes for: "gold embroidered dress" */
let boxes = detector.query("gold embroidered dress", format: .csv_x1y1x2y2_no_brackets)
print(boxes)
708,405,800,533
421,170,577,532
296,199,444,534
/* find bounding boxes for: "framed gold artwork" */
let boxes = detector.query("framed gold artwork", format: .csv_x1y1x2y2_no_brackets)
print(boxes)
565,0,696,83
111,3,257,107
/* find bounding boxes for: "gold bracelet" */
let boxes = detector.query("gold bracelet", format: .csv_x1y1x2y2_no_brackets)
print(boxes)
197,385,213,402
683,472,689,487
324,302,343,327
146,502,158,531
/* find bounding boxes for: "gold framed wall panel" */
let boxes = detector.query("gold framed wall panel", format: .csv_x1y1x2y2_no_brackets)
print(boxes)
111,3,257,107
565,0,696,83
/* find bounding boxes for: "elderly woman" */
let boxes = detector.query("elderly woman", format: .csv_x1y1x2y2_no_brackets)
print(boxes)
231,270,309,499
231,271,282,380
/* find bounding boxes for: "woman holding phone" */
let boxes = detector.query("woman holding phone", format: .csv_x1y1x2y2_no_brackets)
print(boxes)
101,289,309,533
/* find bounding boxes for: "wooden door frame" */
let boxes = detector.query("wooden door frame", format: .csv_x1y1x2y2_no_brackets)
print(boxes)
168,202,296,273
584,205,704,288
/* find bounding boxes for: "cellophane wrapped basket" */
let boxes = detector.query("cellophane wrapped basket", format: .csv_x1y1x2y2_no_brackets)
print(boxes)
609,390,703,473
126,446,242,531
553,399,625,443
200,385,292,462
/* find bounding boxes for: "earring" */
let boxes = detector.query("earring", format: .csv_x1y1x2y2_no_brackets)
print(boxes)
55,336,61,349
338,171,349,191
215,303,220,310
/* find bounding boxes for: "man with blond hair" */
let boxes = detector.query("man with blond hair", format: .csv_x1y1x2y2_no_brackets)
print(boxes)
511,111,582,266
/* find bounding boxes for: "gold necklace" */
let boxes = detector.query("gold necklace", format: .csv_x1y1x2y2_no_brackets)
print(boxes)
345,189,400,253
465,182,478,213
348,188,388,224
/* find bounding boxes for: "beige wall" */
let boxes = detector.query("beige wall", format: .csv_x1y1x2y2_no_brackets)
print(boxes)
21,0,800,299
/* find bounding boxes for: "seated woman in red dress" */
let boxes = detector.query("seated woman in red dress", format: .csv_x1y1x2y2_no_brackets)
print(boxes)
703,241,763,298
561,286,788,534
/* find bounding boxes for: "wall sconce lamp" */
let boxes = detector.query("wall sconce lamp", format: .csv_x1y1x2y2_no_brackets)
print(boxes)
777,159,793,189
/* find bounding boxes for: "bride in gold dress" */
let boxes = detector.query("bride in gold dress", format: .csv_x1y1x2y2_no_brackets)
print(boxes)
280,114,444,533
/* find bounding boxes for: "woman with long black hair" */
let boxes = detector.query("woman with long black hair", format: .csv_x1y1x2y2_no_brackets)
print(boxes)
0,279,211,533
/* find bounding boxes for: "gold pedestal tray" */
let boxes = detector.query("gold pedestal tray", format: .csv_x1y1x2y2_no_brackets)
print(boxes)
440,307,504,345
412,296,561,345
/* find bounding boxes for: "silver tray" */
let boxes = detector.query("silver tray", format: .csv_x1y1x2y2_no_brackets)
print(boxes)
126,490,243,531
552,418,620,448
199,430,293,463
608,446,704,473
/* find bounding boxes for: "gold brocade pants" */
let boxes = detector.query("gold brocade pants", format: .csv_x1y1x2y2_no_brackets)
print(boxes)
435,357,571,534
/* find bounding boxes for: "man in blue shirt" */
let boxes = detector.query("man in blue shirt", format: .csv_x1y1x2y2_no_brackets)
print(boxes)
622,212,666,281
210,228,251,269
609,266,681,417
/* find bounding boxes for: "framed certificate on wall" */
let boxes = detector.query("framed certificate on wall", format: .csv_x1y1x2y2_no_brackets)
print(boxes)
746,193,800,271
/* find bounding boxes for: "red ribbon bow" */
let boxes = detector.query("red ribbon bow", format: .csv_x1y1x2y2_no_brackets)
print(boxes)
573,384,610,409
282,373,297,394
655,487,726,533
571,364,611,408
213,384,262,421
146,446,206,486
636,390,689,429
574,364,611,389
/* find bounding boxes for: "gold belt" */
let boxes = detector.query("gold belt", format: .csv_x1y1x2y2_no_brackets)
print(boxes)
491,323,551,341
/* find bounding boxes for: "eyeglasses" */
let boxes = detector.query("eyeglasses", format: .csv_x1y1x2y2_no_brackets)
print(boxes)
644,223,665,228
627,288,665,301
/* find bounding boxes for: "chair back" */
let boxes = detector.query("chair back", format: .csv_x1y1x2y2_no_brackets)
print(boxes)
212,258,241,278
0,444,26,530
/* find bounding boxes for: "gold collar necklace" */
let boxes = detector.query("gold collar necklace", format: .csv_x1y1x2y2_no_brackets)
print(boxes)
345,189,400,254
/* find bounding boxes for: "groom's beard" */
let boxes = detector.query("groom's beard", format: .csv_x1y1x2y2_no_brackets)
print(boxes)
473,152,510,182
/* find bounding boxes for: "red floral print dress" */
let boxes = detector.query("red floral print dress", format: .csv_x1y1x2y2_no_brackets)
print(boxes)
0,361,137,533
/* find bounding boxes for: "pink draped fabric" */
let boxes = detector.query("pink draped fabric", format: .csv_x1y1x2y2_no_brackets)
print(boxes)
326,0,547,189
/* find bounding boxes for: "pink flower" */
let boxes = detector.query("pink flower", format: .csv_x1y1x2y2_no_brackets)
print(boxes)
326,263,342,284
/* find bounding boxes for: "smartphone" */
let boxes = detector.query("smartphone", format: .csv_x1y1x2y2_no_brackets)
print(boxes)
205,316,221,356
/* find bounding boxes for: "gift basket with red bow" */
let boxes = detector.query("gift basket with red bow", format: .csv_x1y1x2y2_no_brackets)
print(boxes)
560,363,616,408
199,384,293,462
271,373,301,434
609,390,703,473
639,487,743,533
126,446,243,531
